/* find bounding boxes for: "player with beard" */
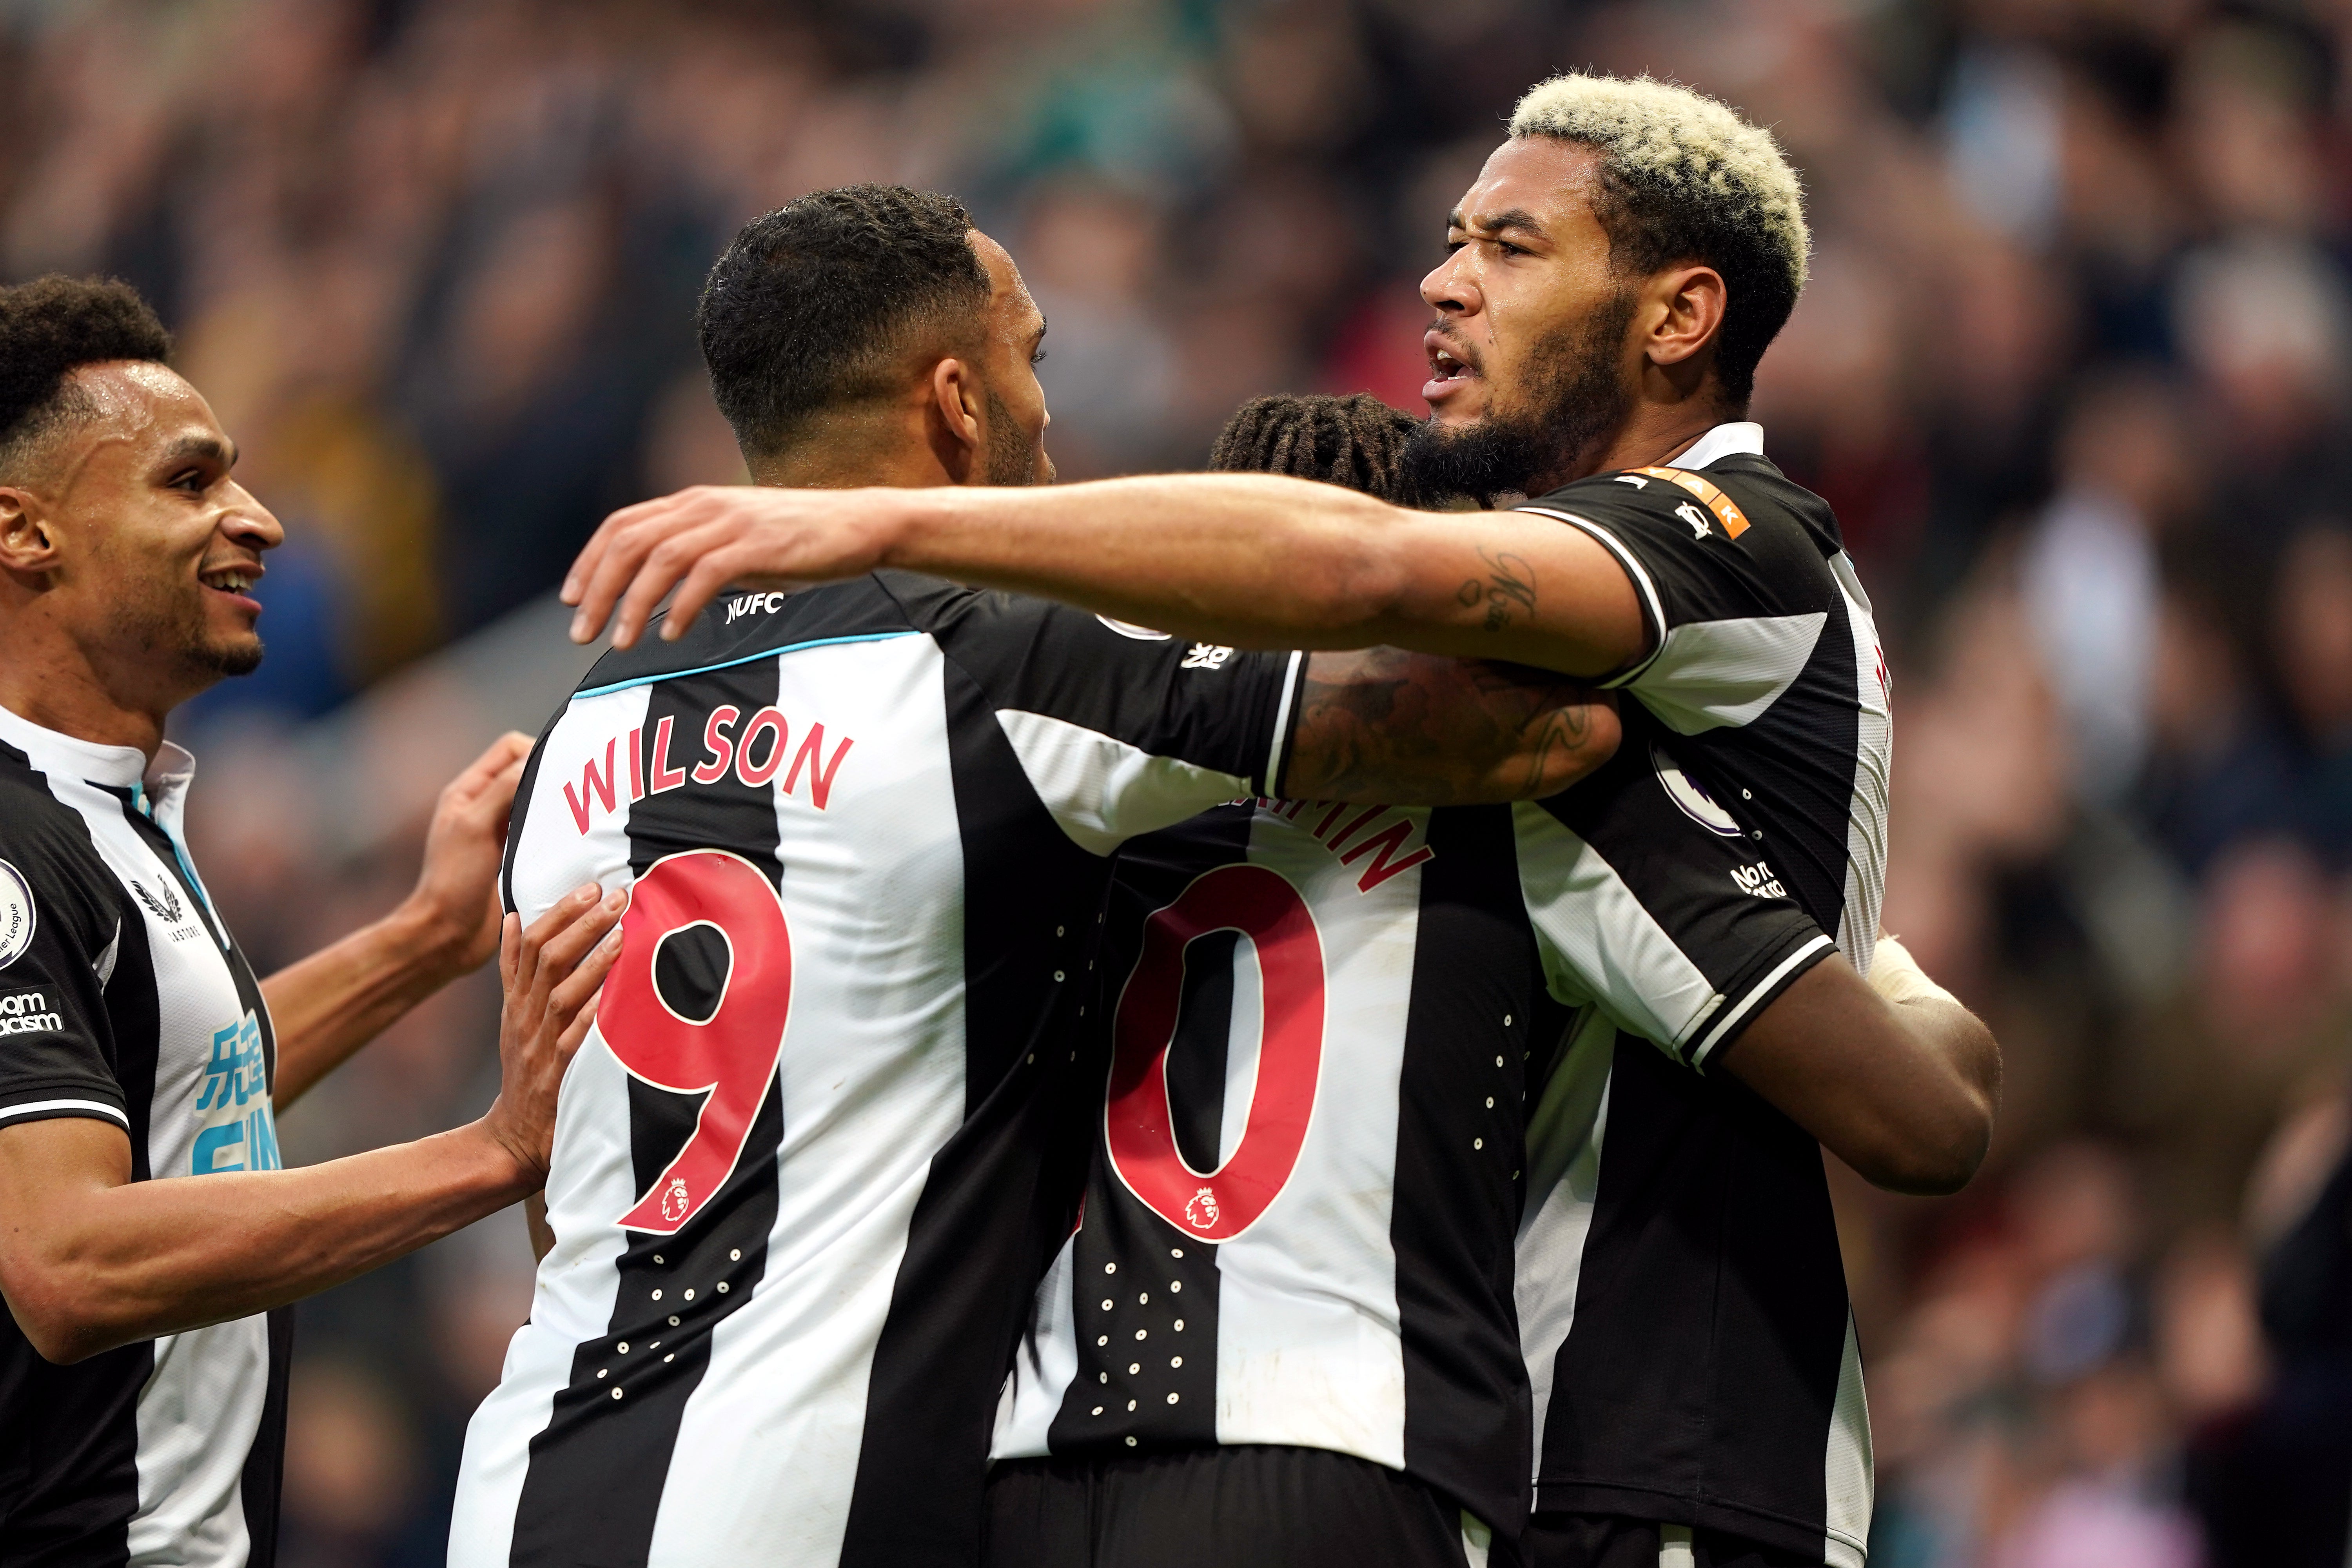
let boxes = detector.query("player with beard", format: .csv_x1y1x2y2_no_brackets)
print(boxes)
0,275,623,1566
561,76,2002,1568
452,187,1621,1568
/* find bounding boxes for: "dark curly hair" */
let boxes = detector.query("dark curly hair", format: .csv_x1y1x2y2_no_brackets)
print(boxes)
697,185,991,461
0,275,172,481
1208,393,1423,503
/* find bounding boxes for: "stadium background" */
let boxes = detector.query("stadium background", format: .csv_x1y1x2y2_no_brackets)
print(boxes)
3,0,2347,1562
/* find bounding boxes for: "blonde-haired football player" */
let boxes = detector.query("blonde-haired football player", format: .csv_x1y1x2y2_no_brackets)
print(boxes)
566,73,1999,1568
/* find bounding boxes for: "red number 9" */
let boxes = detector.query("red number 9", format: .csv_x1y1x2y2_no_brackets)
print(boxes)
599,849,793,1234
1105,864,1325,1241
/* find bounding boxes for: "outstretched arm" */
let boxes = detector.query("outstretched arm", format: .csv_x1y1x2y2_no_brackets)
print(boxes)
562,477,1648,680
1288,649,1619,804
0,887,623,1363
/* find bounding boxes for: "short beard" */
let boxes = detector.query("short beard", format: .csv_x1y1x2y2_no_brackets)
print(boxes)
984,391,1049,486
125,590,264,691
1399,287,1639,506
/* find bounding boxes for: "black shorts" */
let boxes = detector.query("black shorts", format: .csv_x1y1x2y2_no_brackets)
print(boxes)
1520,1513,1822,1568
983,1445,1498,1568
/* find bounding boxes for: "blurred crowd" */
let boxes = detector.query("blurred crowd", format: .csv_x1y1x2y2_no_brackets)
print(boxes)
8,0,2352,1563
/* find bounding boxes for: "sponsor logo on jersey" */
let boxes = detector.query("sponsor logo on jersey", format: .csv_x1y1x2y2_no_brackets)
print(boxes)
0,860,33,969
1180,642,1234,670
1096,615,1172,641
1731,861,1789,899
1628,465,1751,539
1651,742,1744,837
564,705,857,835
0,988,62,1034
132,878,184,924
192,1009,280,1175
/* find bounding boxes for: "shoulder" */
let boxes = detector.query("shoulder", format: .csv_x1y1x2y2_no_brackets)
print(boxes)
570,575,918,699
1526,456,1838,558
0,759,120,954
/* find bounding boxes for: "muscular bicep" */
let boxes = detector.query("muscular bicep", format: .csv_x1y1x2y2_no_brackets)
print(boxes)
1367,512,1651,678
0,1116,133,1298
1283,648,1620,805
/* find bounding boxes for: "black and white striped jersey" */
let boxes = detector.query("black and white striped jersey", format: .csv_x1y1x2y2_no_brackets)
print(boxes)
0,706,289,1568
989,760,1842,1543
450,572,1303,1568
991,796,1570,1537
1513,423,1890,1566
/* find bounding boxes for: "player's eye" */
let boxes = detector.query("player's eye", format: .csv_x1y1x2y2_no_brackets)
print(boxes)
167,468,206,493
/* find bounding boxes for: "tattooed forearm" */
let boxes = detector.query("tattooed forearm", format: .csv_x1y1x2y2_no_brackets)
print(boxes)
1455,548,1538,633
1285,648,1619,806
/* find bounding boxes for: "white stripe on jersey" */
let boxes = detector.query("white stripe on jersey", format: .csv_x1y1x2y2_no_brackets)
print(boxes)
1625,611,1829,737
995,708,1255,856
1688,936,1835,1070
0,1096,128,1125
1510,803,1724,1063
1824,1313,1873,1568
1829,552,1891,972
1514,1009,1614,1474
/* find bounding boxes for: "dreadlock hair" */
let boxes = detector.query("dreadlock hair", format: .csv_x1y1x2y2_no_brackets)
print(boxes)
1207,393,1422,503
0,275,172,482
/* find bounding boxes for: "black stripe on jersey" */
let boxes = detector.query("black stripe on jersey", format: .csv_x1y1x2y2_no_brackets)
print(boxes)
1391,805,1561,1533
239,1307,293,1568
836,661,1122,1566
508,663,789,1568
1534,1038,1848,1553
1043,804,1258,1455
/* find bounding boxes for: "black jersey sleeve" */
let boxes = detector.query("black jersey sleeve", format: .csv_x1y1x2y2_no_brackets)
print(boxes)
0,824,127,1132
1512,721,1835,1071
1518,460,1848,735
884,575,1306,854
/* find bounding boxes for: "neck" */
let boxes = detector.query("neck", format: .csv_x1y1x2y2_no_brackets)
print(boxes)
0,613,174,758
1558,397,1740,487
750,401,964,490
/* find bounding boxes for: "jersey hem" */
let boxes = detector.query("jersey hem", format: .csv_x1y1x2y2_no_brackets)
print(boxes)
1532,1479,1865,1563
1686,933,1836,1071
0,1087,129,1128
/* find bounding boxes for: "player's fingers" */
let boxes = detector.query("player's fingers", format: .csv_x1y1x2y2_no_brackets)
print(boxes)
515,883,603,995
499,911,521,994
545,923,624,1022
610,515,740,650
565,491,698,608
572,494,717,645
528,889,626,1011
555,991,602,1058
659,548,753,642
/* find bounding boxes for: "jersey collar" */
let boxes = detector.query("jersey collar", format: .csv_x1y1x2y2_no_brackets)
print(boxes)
1664,421,1765,472
0,701,195,800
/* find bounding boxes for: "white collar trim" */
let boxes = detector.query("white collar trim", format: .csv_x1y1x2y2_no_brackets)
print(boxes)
0,701,191,793
1665,421,1765,472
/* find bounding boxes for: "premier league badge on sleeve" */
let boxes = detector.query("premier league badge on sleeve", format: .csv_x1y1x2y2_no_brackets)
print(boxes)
0,860,35,969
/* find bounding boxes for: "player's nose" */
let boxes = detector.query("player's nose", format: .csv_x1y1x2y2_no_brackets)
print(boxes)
1420,253,1476,317
220,483,284,551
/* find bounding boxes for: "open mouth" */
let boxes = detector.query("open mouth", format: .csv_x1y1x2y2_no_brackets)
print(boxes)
199,564,261,600
1428,346,1473,383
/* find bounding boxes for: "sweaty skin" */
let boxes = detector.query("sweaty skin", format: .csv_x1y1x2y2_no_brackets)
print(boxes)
557,146,1996,1196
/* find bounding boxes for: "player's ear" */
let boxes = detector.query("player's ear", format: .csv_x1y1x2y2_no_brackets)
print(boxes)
0,486,60,577
927,356,984,483
1644,263,1726,374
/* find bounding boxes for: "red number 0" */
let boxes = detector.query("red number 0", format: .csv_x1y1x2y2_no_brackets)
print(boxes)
1105,864,1325,1241
599,849,792,1234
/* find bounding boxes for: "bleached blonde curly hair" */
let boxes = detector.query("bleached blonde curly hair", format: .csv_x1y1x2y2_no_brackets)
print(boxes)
1509,73,1809,402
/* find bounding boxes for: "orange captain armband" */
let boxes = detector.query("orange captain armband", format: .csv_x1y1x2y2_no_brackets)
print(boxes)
1628,466,1751,539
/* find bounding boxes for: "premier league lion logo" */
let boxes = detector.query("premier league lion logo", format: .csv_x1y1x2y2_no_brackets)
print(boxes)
659,1176,691,1225
1184,1186,1220,1231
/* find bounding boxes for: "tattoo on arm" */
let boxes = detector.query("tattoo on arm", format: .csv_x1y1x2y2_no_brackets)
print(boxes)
1455,548,1537,633
1287,648,1612,806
